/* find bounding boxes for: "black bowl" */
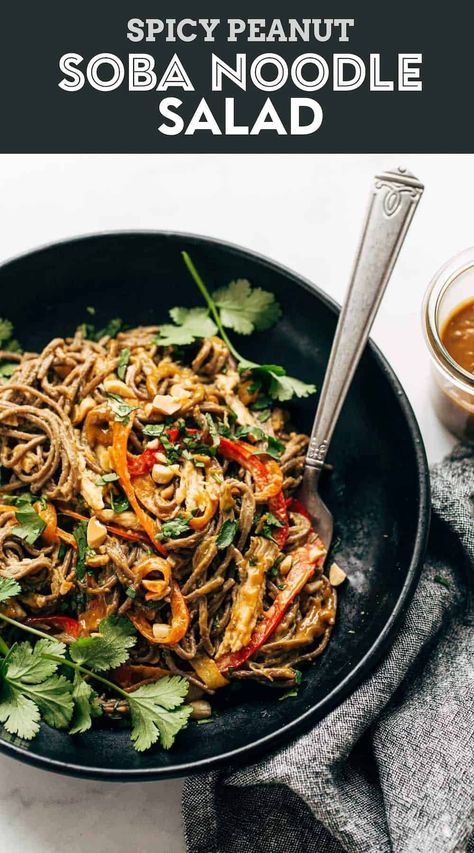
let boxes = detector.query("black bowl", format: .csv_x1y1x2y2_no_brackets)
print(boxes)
0,232,430,780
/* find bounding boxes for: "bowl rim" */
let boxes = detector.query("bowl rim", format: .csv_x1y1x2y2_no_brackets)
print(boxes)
0,229,431,781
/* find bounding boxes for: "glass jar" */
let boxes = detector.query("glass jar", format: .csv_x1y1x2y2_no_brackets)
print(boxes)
423,247,474,441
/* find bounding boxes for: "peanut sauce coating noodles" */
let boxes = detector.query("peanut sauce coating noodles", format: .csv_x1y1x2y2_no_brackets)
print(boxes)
0,258,337,750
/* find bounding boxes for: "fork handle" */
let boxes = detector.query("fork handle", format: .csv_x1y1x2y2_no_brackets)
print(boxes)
305,168,424,473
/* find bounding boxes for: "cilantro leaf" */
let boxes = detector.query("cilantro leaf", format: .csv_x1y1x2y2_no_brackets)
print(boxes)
69,672,102,735
23,675,74,729
278,688,298,701
213,280,281,335
257,434,286,461
72,521,94,580
106,392,138,425
261,511,284,541
0,319,14,345
434,575,451,590
143,424,166,438
3,339,22,354
156,307,217,347
69,616,136,672
117,347,130,381
248,364,316,402
158,515,192,541
235,424,266,442
13,504,46,546
127,676,192,751
81,318,124,342
5,639,66,684
267,373,317,402
216,519,238,550
0,362,17,381
0,686,41,739
205,414,220,448
95,472,119,486
110,492,130,514
0,640,73,739
0,578,21,603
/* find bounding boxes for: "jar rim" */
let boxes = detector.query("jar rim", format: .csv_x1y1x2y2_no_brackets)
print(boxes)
423,249,474,390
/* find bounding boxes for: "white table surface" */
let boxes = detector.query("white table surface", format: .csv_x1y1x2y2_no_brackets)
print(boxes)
0,152,463,852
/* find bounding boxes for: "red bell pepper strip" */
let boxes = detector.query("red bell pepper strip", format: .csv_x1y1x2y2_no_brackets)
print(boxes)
267,491,289,549
111,420,167,555
216,534,326,674
24,615,80,643
218,437,283,502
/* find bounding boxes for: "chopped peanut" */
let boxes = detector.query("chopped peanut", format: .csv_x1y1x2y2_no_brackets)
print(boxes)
151,463,179,485
329,562,347,586
169,383,192,400
151,394,181,416
152,623,171,641
87,516,108,549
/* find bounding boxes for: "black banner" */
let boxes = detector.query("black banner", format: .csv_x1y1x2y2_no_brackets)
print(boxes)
1,0,472,152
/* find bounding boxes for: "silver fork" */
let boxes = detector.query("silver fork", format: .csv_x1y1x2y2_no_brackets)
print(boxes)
298,168,424,555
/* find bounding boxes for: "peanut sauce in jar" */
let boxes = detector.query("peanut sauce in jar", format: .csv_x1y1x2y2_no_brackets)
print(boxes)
423,250,474,442
441,300,474,375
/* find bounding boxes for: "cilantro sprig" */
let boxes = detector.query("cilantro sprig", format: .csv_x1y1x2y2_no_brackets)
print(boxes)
0,580,192,751
179,252,316,402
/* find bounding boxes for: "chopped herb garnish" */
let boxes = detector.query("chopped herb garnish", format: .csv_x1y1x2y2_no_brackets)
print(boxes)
0,319,14,343
433,575,451,589
79,318,124,342
12,503,46,546
294,669,303,685
216,519,238,550
157,515,192,541
278,689,298,701
0,362,17,380
196,718,213,725
205,413,220,448
125,586,137,599
117,347,130,381
72,521,95,580
95,472,119,486
106,392,138,425
250,396,273,411
266,435,285,458
143,424,166,437
110,492,129,514
235,424,266,442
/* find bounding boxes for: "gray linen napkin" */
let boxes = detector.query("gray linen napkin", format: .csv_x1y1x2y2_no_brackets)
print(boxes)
182,445,474,853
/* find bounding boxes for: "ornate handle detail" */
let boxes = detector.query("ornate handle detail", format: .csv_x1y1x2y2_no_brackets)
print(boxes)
375,168,424,218
305,167,424,472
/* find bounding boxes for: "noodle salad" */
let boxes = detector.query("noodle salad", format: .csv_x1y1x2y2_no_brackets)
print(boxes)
0,253,338,752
